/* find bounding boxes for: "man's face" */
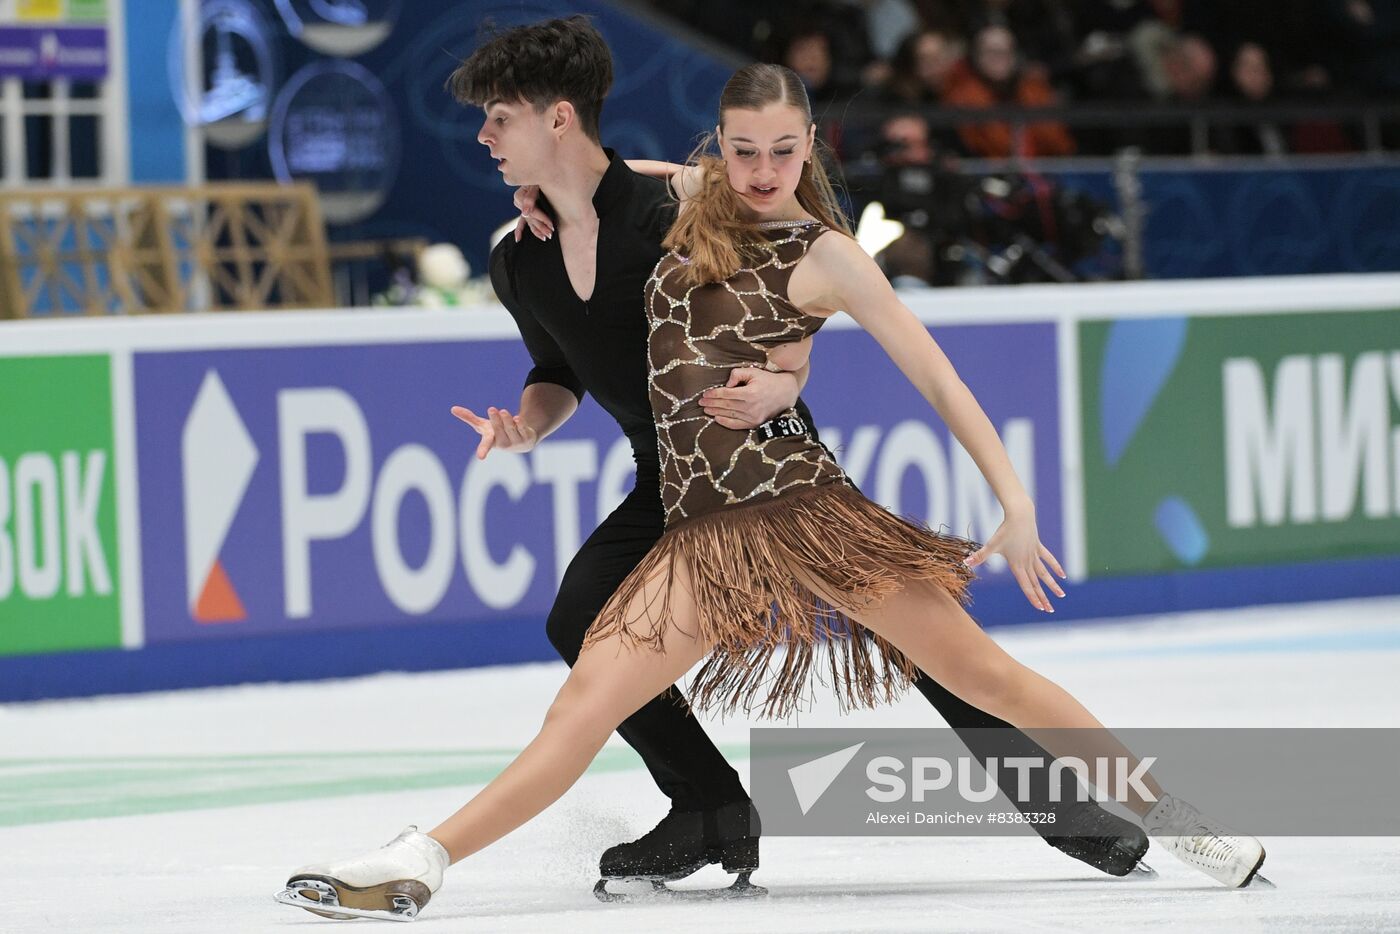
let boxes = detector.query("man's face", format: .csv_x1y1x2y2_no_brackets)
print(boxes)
881,115,931,166
1164,38,1216,100
476,98,556,187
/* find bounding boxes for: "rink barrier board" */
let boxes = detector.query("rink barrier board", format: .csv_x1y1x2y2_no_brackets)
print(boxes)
2,552,1397,701
0,354,124,656
1078,309,1400,574
1,273,1397,700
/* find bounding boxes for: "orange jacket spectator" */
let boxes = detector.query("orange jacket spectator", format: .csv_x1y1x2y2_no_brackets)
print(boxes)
942,26,1077,158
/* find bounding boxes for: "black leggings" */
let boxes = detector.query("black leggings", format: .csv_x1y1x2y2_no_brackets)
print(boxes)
547,480,1083,815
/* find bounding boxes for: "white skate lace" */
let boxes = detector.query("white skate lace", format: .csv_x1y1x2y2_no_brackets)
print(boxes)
1150,797,1237,868
1184,823,1235,866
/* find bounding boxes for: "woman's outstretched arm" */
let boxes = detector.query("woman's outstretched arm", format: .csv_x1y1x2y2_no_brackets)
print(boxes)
625,160,705,201
624,159,684,178
798,233,1066,611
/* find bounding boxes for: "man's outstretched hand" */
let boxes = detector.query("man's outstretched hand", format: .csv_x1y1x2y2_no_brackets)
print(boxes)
452,405,539,459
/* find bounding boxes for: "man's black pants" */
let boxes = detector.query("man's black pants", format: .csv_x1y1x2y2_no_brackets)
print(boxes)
546,479,1082,813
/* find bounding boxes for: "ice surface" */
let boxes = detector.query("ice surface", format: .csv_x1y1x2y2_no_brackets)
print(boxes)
3,597,1398,932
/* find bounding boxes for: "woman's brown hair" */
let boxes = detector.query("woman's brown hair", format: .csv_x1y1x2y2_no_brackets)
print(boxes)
664,64,852,285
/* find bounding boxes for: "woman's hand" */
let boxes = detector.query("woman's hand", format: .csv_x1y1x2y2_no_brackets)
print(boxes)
965,509,1066,613
512,186,555,242
701,367,801,429
451,405,539,459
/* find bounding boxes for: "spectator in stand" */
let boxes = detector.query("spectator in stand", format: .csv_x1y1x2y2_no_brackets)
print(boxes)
780,28,845,102
1180,0,1335,95
883,29,966,103
1141,32,1216,154
764,4,879,96
879,112,939,164
1232,43,1275,104
1127,0,1186,99
1159,32,1215,95
1221,42,1353,154
953,0,1081,82
1158,32,1217,102
942,24,1076,157
1215,43,1288,156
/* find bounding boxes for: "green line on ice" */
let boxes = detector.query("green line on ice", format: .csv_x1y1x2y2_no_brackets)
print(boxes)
0,745,750,828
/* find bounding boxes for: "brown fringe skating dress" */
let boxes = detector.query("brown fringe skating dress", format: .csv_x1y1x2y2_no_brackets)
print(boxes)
583,220,978,718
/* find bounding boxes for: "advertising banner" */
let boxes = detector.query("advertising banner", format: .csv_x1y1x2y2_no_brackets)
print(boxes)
0,25,107,79
1080,309,1400,575
66,0,107,21
132,322,1060,644
134,338,614,643
16,0,59,19
0,354,122,656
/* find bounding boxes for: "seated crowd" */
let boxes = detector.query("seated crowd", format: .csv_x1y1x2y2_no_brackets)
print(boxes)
651,0,1397,157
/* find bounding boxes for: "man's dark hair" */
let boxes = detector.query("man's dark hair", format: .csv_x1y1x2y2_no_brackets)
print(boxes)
447,15,612,143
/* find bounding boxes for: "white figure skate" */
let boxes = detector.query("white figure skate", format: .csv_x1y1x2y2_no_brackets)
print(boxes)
1144,795,1270,888
274,826,450,922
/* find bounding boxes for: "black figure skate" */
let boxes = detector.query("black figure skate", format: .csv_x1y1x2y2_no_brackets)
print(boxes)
1044,799,1157,878
593,800,766,902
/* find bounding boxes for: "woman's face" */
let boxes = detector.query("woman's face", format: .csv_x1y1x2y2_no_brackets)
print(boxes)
718,103,816,218
785,35,832,90
915,33,959,88
1232,44,1272,100
974,26,1018,84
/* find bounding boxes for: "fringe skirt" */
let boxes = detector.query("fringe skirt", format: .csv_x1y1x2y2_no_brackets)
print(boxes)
580,482,979,719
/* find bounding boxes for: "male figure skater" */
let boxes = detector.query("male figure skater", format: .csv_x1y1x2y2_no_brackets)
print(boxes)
448,16,1148,896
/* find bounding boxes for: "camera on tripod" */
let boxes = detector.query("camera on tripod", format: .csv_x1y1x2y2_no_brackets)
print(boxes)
857,133,1124,285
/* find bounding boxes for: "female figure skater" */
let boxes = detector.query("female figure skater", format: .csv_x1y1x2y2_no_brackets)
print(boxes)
276,63,1265,922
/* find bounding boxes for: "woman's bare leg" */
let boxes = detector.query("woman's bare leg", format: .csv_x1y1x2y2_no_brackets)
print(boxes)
829,576,1266,887
427,560,712,863
824,578,1163,815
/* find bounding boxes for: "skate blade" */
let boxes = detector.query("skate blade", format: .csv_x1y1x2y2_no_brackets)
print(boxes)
1124,860,1158,880
1237,845,1272,889
594,872,767,903
275,879,422,922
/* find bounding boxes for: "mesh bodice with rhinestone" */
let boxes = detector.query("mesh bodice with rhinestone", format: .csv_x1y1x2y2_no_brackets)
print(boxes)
647,220,847,525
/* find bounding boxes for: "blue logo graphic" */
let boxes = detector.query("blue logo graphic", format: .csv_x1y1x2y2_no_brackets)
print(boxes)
269,60,400,224
1098,316,1189,469
169,0,278,150
1155,496,1209,565
274,0,401,56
